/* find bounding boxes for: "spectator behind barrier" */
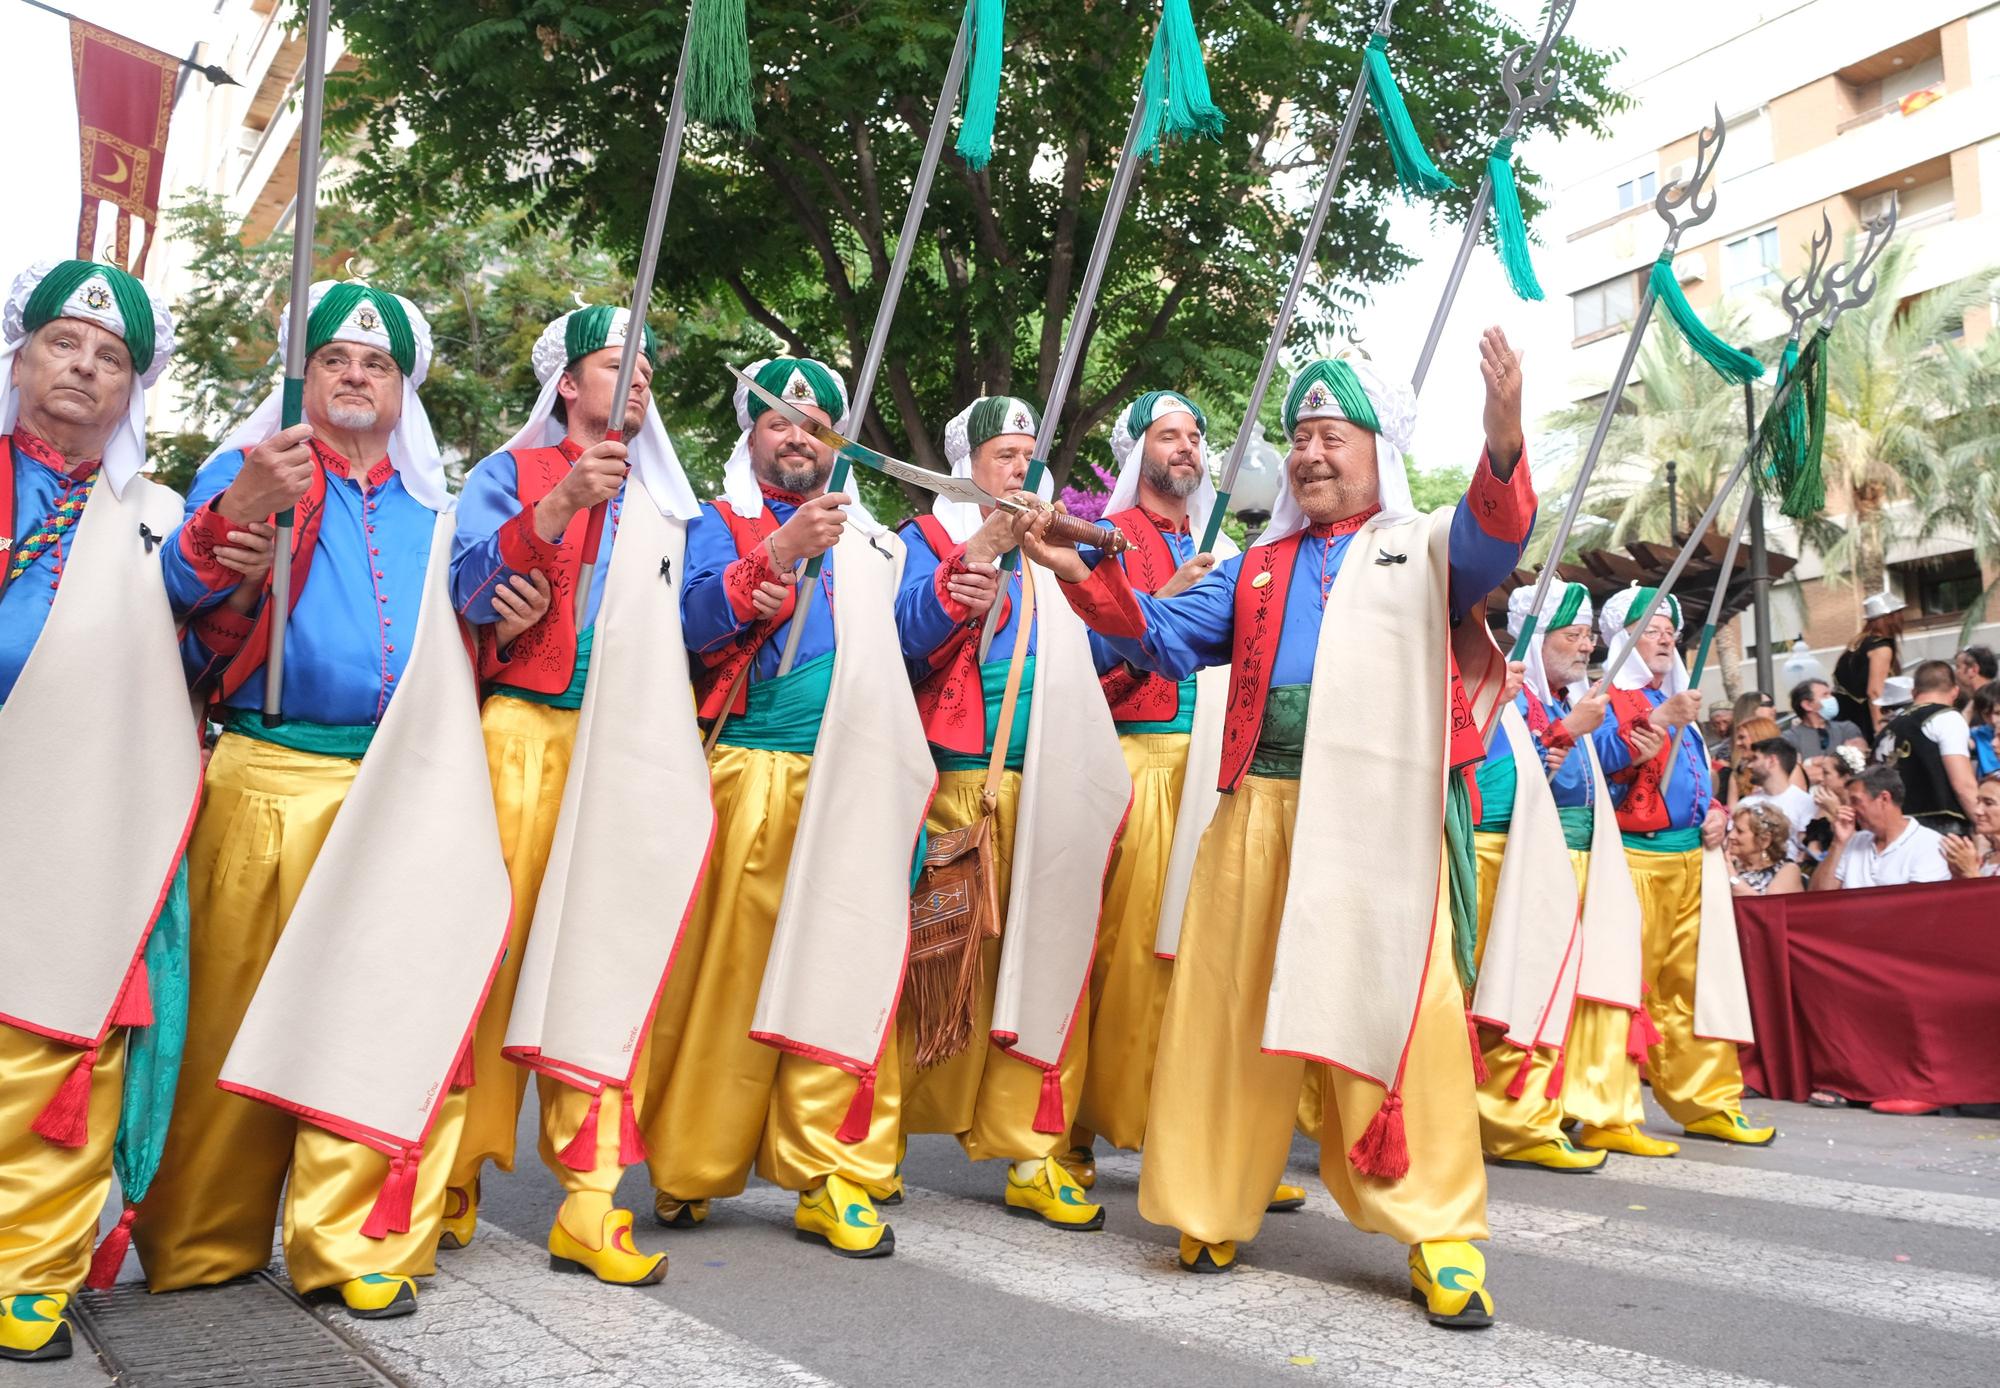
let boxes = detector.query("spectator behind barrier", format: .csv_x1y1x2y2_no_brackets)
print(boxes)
1875,660,1980,835
1942,770,2000,880
1727,714,1782,806
1970,680,2000,778
1727,801,1804,896
1802,746,1866,871
1810,765,1951,890
1739,737,1813,859
1956,644,1997,703
1783,678,1867,761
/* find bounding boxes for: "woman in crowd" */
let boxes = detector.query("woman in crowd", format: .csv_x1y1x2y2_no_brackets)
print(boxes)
1833,597,1903,742
1801,747,1865,872
1967,680,1999,778
1942,770,2000,880
1726,801,1805,896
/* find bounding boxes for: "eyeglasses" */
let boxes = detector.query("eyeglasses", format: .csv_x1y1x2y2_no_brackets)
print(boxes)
311,351,398,380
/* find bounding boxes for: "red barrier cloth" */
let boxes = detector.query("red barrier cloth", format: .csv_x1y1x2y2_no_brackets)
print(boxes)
69,20,181,273
1734,879,2000,1106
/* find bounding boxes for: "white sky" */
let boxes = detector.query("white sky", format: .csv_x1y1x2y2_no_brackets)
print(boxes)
2,0,1768,457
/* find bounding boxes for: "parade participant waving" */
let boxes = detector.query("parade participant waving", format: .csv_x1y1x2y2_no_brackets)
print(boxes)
1017,331,1534,1327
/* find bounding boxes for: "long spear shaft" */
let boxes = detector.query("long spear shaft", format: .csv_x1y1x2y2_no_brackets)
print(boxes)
1410,179,1495,399
776,7,973,677
264,0,330,727
1687,381,1759,686
1198,0,1399,556
977,80,1149,661
571,15,697,625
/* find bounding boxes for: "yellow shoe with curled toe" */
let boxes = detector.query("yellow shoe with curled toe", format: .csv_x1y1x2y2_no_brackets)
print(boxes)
1,1292,73,1362
653,1192,710,1228
1573,1123,1680,1158
1683,1110,1776,1146
1056,1145,1097,1190
1004,1156,1105,1230
549,1209,668,1285
1178,1235,1236,1273
1491,1138,1607,1173
1408,1242,1494,1328
339,1274,416,1320
795,1174,894,1258
439,1183,477,1249
1267,1183,1307,1212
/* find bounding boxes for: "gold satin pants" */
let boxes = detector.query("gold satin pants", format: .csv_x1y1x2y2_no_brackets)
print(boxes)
1469,832,1589,1158
1072,733,1186,1154
898,768,1091,1164
0,1027,126,1296
461,696,643,1214
1140,776,1487,1248
641,745,902,1199
1624,846,1745,1126
130,734,468,1297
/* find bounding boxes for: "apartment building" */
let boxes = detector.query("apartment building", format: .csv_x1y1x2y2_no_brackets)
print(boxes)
1535,0,2000,690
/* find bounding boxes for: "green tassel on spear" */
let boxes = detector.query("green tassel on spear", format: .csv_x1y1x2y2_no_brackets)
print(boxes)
1649,253,1765,386
1486,138,1542,300
685,0,756,134
954,0,1006,170
1136,0,1226,159
1364,33,1455,195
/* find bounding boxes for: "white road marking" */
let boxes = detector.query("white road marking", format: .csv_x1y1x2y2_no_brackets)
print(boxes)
329,1224,844,1388
1587,1154,2000,1235
730,1186,1787,1388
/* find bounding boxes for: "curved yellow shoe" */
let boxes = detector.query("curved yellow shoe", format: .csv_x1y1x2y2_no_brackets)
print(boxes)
795,1174,894,1259
1408,1241,1494,1329
1267,1183,1307,1212
1491,1138,1608,1173
439,1183,477,1250
1,1293,72,1362
339,1274,417,1320
1684,1110,1776,1147
1178,1235,1237,1273
1004,1156,1105,1230
549,1209,668,1285
862,1170,904,1207
1574,1123,1681,1158
1056,1145,1098,1191
653,1193,710,1229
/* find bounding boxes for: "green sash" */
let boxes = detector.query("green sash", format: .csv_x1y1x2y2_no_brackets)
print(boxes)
1622,825,1704,854
1474,753,1518,832
934,656,1035,773
495,626,593,710
217,707,375,760
1247,683,1310,780
714,651,833,754
1114,676,1196,736
1557,805,1594,854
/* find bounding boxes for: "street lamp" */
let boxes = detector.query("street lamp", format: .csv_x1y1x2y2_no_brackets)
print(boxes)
1226,426,1284,541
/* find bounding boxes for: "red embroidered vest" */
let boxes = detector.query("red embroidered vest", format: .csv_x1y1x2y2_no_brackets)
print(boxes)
693,500,793,719
481,446,588,696
906,515,1003,756
1097,508,1184,724
1605,686,1677,832
208,462,332,702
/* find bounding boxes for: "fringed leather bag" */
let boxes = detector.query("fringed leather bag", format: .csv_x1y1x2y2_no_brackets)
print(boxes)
906,563,1036,1069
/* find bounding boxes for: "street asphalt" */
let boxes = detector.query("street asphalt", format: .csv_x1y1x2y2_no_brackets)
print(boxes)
23,1089,2000,1387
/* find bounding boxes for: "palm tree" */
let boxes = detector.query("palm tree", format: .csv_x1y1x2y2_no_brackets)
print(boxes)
1918,315,2000,644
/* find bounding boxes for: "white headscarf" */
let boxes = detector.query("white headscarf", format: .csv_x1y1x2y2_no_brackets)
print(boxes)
933,396,1051,544
1103,390,1234,556
721,356,882,535
0,259,176,499
1508,580,1595,706
1259,356,1417,548
491,308,698,519
204,280,449,510
1598,582,1689,695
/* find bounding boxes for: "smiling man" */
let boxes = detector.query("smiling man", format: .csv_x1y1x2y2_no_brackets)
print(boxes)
0,259,193,1366
1017,331,1534,1327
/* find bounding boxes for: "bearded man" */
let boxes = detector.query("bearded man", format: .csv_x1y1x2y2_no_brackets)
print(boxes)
1018,331,1533,1327
137,282,510,1320
0,260,192,1365
1588,587,1767,1149
641,357,931,1259
444,305,707,1284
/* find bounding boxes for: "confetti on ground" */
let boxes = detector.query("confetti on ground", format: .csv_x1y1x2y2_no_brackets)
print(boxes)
1289,1355,1318,1366
1628,1205,1647,1211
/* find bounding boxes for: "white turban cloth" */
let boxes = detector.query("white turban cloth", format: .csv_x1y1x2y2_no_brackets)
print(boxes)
1260,356,1418,548
1598,582,1689,695
933,396,1051,544
1507,580,1595,707
721,356,882,536
1103,391,1235,559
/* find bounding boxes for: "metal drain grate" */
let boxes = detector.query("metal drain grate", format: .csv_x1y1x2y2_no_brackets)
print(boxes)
73,1271,404,1387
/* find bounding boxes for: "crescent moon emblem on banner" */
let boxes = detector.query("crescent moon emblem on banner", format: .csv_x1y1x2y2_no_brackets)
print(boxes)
99,151,131,187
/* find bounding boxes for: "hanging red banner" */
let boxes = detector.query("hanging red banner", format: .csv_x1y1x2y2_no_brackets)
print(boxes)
69,18,181,274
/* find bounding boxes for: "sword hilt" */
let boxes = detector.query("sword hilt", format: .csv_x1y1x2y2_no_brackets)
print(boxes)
1038,509,1128,555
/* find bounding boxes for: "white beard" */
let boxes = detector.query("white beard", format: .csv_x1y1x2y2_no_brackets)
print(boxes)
327,403,380,431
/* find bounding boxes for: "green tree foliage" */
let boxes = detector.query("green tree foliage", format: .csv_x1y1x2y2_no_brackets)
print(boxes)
322,0,1620,493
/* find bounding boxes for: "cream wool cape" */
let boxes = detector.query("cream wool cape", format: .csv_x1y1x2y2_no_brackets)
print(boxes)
218,511,511,1165
990,559,1133,1083
1695,846,1755,1043
1575,740,1644,1014
0,473,200,1047
1261,510,1456,1100
749,523,936,1089
1150,662,1229,959
1470,701,1583,1054
502,493,714,1091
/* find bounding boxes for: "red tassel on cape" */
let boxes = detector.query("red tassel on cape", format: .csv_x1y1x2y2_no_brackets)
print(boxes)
85,1206,137,1289
1347,1090,1410,1181
111,958,152,1028
1465,1013,1490,1085
835,1069,876,1145
1504,1057,1530,1100
556,1091,604,1172
1544,1054,1568,1100
617,1089,647,1166
451,1044,476,1091
360,1146,420,1239
1031,1066,1066,1136
32,1047,97,1148
1628,1004,1663,1059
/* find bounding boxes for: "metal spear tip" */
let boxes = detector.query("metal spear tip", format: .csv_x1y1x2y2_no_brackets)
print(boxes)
1820,194,1899,317
1499,0,1573,119
1654,102,1726,234
198,63,240,86
1782,208,1837,334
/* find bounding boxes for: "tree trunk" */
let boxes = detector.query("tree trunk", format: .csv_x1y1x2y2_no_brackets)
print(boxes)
1853,486,1887,596
1716,620,1745,700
